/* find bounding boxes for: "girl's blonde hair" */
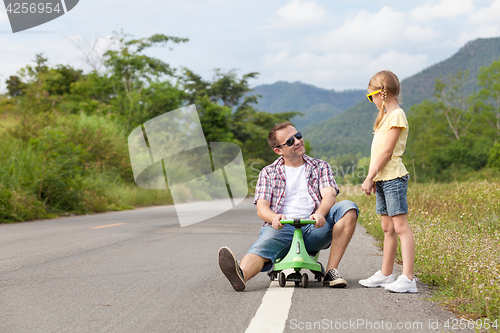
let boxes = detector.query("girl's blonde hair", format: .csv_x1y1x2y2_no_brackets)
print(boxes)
369,70,401,131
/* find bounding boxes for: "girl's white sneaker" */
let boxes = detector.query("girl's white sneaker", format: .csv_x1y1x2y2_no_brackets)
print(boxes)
385,274,418,293
359,270,395,288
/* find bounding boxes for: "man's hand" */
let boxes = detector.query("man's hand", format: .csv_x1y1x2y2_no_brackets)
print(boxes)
309,212,326,228
361,178,376,196
271,214,286,230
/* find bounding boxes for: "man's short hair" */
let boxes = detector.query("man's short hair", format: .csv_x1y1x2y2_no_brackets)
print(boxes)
268,121,293,149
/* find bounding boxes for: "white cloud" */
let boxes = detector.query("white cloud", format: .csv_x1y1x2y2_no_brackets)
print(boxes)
457,0,500,45
368,51,428,80
309,7,390,53
309,6,439,54
401,24,439,44
263,50,291,65
266,37,296,52
262,50,368,89
261,49,427,90
410,0,476,22
265,0,327,27
0,8,8,23
468,0,500,24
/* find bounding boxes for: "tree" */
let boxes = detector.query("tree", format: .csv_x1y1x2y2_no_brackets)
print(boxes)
434,70,473,140
406,69,490,181
6,75,27,97
8,54,83,114
181,68,260,108
406,100,451,179
488,143,500,168
472,58,500,143
98,32,188,128
180,68,302,163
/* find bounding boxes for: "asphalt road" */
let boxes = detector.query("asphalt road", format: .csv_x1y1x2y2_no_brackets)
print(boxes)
0,198,469,333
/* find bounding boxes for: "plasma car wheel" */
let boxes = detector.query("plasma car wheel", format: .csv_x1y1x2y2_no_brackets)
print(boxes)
278,272,286,287
301,273,308,288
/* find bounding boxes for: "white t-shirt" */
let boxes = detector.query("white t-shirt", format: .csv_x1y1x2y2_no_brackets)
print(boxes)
277,164,315,218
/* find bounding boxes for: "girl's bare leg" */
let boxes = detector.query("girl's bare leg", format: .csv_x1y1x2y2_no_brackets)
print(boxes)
392,214,415,280
381,214,397,276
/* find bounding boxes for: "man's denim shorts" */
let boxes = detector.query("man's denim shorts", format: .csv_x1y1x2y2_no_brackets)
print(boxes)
375,174,409,217
247,200,359,272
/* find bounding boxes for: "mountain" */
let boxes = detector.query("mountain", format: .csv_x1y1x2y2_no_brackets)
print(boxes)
303,36,500,160
250,81,365,129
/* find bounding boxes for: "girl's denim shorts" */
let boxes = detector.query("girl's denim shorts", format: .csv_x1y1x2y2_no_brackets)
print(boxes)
375,174,409,217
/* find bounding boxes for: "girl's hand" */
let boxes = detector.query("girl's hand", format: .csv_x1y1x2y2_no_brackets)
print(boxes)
361,178,375,196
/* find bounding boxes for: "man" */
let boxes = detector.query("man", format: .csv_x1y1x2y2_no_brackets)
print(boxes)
218,121,358,291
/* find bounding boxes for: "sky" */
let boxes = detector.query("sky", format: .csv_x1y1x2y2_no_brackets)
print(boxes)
1,0,500,93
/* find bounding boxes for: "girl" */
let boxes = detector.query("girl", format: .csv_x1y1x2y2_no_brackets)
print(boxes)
359,70,417,293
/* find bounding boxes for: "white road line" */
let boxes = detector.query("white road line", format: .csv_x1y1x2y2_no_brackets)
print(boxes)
245,281,294,333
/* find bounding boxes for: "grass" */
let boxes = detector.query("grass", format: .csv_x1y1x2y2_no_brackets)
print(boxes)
340,180,500,324
0,112,175,223
115,184,174,208
0,112,19,133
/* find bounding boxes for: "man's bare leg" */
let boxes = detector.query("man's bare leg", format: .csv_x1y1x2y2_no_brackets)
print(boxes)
325,209,357,271
239,253,270,282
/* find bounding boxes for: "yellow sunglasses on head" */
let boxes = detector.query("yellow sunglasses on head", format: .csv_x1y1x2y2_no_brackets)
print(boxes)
366,90,381,102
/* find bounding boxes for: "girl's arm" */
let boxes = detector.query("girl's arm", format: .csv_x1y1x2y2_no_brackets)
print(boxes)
362,127,402,195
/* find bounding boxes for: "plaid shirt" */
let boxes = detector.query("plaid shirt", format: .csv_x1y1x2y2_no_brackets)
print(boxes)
254,154,339,226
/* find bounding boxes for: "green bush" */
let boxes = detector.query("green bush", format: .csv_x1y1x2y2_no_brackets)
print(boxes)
0,112,135,220
488,142,500,169
0,184,51,222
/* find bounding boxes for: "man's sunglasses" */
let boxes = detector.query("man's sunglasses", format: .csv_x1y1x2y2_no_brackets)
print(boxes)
275,132,302,148
366,90,381,102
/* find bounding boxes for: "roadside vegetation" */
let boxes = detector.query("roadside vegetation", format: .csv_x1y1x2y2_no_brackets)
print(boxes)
340,179,500,324
0,111,172,221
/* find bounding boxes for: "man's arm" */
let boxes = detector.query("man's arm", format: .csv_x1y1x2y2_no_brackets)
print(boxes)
256,199,286,230
309,186,336,228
